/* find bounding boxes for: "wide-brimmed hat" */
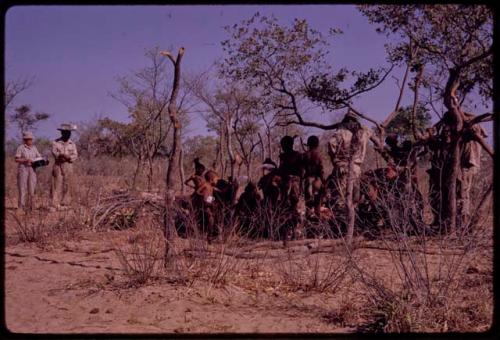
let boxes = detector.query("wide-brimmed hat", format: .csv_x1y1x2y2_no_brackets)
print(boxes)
57,123,77,131
261,157,277,170
22,131,34,140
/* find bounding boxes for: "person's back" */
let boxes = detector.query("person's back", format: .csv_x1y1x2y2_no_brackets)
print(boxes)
277,135,304,179
278,150,303,178
303,149,323,179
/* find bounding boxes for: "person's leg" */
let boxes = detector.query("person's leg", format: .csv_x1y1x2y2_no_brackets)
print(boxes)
61,164,74,206
27,168,37,210
17,168,28,209
51,165,63,208
458,167,475,228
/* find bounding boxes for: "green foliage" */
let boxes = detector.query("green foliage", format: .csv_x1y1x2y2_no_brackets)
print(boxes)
385,105,431,140
359,5,493,105
8,104,50,137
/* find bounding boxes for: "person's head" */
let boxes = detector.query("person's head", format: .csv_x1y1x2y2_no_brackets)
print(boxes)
280,135,294,152
204,170,219,186
341,111,361,129
312,178,322,191
401,140,412,151
194,157,206,176
216,178,229,190
385,134,399,148
306,135,319,150
22,131,33,146
57,123,75,141
262,157,277,175
244,182,257,194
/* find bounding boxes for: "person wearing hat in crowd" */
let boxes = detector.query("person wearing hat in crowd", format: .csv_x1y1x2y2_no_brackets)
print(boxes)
258,157,281,208
50,123,78,211
15,131,42,210
302,135,325,219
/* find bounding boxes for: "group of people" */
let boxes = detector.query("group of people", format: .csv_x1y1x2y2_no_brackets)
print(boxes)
14,110,485,241
14,123,78,212
183,110,485,241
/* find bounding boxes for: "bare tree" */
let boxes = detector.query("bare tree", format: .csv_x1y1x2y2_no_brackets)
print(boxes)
108,47,177,190
5,77,34,111
9,104,50,138
161,47,185,191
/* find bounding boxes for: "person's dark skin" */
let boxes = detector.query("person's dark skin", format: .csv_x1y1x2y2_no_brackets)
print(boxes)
278,136,304,178
57,130,73,162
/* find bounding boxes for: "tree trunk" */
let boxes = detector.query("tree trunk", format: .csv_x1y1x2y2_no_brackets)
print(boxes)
442,68,464,234
345,155,355,247
445,135,461,233
179,143,185,195
226,119,235,180
132,156,143,190
410,65,424,140
164,47,185,191
161,47,185,267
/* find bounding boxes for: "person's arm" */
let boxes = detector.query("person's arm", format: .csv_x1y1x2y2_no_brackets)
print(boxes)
34,146,42,159
319,158,325,182
14,146,31,165
52,141,64,160
67,143,78,162
185,176,195,188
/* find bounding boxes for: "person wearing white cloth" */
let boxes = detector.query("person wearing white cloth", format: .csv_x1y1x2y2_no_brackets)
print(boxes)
15,131,41,210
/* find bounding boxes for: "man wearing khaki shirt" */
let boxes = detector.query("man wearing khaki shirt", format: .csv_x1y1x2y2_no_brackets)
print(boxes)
50,123,78,211
327,112,372,209
15,131,42,210
458,114,487,226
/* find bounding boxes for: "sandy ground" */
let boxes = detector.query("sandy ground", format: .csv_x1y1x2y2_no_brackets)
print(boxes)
4,204,493,334
4,230,357,334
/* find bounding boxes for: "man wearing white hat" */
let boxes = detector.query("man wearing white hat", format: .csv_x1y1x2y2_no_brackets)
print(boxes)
15,131,42,210
50,123,78,211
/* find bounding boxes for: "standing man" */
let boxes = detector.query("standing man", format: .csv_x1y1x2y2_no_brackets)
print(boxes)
458,113,487,228
15,131,42,210
277,136,304,241
302,135,325,219
50,123,78,211
326,111,372,211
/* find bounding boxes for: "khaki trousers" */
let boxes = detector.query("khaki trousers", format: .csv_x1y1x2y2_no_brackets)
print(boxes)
18,166,37,210
51,162,75,207
457,166,477,225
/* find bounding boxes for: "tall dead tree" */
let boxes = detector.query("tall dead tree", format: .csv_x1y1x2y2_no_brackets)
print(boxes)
161,47,185,191
160,47,184,266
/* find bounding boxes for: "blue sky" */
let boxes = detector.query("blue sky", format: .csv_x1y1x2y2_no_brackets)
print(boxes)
5,5,492,141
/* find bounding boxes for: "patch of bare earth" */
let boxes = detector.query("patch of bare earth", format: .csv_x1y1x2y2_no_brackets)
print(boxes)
4,208,493,334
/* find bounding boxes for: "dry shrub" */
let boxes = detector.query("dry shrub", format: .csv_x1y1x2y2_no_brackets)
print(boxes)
113,220,164,286
9,210,50,243
184,223,243,289
277,243,349,293
348,171,493,332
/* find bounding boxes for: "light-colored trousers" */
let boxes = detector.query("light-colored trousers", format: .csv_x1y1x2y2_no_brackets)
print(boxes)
51,162,74,207
18,166,37,209
457,166,478,224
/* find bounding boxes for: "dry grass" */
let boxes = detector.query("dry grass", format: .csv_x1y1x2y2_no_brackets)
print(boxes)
3,154,493,333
